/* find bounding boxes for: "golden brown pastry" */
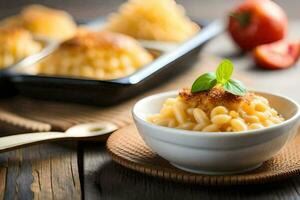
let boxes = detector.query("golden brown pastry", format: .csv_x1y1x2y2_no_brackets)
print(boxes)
106,0,199,42
0,4,77,40
37,30,153,80
0,27,42,68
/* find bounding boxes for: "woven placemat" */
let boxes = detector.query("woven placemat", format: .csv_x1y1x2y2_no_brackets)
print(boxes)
107,124,300,186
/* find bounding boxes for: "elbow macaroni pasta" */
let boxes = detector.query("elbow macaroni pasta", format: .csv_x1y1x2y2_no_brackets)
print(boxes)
148,94,284,132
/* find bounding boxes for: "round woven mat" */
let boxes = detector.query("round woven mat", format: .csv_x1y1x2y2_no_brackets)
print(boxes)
107,124,300,186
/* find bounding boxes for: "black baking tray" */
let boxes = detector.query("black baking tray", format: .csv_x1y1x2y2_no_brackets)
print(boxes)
9,19,224,106
0,73,15,97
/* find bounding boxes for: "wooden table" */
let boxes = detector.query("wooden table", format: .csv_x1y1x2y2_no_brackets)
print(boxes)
1,1,300,199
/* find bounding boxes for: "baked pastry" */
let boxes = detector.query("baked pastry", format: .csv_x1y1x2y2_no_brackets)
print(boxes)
37,30,153,80
106,0,199,42
0,27,42,68
0,5,77,40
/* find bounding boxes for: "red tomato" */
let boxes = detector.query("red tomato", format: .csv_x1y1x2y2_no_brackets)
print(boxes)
228,0,288,51
253,40,300,69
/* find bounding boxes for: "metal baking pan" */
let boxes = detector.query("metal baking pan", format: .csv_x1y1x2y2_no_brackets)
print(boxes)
8,19,224,106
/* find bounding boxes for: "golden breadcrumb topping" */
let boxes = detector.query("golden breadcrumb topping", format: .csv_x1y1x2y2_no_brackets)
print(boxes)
179,87,255,114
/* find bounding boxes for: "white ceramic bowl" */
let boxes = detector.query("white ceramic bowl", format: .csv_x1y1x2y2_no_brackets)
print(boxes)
132,91,300,175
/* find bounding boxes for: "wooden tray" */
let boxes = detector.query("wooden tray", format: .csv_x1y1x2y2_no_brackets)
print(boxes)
107,124,300,186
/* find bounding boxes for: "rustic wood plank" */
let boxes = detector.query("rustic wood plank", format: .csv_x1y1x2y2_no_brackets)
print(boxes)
0,125,10,200
0,124,32,199
1,149,34,199
30,142,81,200
0,167,6,200
83,143,108,200
0,141,81,200
0,121,81,199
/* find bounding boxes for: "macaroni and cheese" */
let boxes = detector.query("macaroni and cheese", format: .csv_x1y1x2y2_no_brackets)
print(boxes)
148,87,284,132
37,30,153,80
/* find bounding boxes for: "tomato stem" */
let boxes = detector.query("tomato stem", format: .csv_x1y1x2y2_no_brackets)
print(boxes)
230,12,251,28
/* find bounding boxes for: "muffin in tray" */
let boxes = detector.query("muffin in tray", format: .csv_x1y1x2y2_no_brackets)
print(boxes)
0,27,42,69
106,0,200,42
0,5,77,40
37,30,153,80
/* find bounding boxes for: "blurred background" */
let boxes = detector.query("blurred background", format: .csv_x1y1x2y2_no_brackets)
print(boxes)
0,0,298,21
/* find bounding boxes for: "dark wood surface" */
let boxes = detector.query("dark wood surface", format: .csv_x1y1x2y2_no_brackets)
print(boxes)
0,1,300,200
0,124,81,200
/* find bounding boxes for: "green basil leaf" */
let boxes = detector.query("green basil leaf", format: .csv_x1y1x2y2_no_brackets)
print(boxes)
223,79,246,96
216,59,234,84
191,72,217,93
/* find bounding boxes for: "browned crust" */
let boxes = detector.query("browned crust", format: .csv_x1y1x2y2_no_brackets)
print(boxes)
0,27,29,37
179,87,254,112
60,31,140,51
